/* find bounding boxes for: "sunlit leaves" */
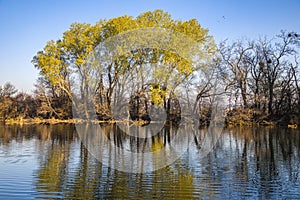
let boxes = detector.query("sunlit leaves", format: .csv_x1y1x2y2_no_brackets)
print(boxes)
33,40,67,86
32,10,217,118
149,84,166,106
136,10,173,28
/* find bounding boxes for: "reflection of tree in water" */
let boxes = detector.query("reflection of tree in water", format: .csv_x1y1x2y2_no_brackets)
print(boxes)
3,124,298,198
102,160,196,199
0,124,76,145
34,122,198,198
204,126,300,199
34,124,106,199
95,120,181,154
35,124,76,198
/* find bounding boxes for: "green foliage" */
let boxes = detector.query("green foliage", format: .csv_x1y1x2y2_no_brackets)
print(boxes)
32,9,216,120
33,40,68,87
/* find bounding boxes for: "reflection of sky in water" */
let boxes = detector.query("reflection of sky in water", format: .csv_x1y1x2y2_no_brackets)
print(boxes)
0,140,39,198
0,125,299,199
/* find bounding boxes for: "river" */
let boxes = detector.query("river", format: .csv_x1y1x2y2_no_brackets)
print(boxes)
0,123,299,199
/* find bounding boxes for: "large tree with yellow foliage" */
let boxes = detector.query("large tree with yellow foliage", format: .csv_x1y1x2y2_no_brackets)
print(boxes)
32,10,216,120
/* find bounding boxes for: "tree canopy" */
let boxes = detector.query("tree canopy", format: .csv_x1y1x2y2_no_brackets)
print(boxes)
30,10,300,125
32,10,217,120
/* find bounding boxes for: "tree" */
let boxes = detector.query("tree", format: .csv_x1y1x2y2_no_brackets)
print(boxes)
0,82,18,120
219,40,254,108
32,10,217,120
221,31,300,125
291,58,300,117
256,31,299,115
0,82,17,97
15,92,37,119
34,78,56,119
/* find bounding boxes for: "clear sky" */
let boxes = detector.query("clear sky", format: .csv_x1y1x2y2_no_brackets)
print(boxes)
0,0,299,93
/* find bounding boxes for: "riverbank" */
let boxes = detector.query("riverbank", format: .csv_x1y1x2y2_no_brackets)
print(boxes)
1,118,154,126
225,108,299,128
1,118,116,125
1,118,74,125
1,110,299,129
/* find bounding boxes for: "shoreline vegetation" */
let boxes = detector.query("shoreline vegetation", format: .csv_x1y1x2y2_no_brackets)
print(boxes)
1,118,113,125
1,110,298,129
1,11,300,129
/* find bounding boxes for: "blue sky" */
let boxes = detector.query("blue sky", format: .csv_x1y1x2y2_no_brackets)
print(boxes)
0,0,299,92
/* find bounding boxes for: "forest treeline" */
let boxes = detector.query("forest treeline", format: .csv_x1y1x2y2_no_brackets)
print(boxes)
1,10,299,126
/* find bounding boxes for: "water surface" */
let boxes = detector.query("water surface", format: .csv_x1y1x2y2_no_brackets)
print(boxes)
0,124,299,199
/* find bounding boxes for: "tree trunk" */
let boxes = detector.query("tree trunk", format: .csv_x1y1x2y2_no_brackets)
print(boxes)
268,86,274,115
